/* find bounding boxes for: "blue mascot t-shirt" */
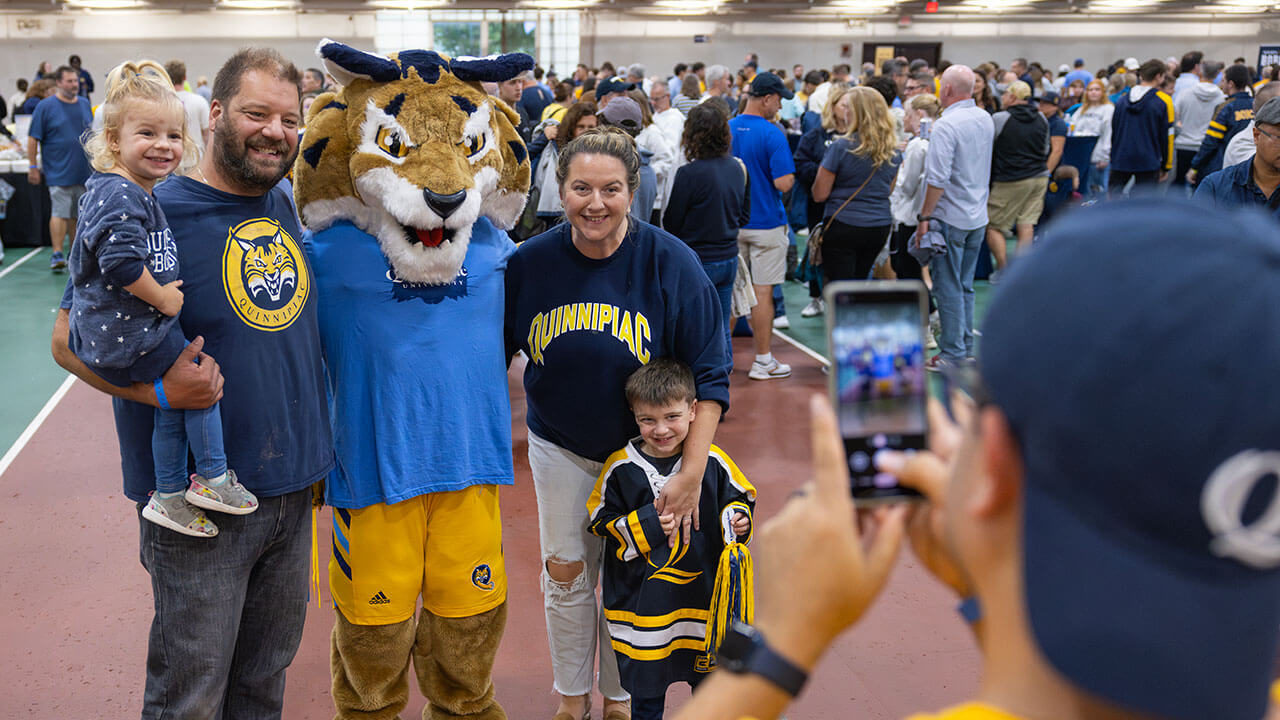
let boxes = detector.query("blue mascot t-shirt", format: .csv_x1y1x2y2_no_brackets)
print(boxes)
89,176,334,501
307,217,516,509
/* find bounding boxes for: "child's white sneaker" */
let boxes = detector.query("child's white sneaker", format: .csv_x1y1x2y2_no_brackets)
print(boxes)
186,470,258,515
142,492,219,537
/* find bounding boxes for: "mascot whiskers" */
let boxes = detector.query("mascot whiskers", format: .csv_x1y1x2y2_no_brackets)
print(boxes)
296,39,530,720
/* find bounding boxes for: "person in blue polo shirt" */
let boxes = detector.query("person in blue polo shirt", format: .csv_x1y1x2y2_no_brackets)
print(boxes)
27,64,92,271
730,71,796,382
1195,96,1280,219
53,48,332,718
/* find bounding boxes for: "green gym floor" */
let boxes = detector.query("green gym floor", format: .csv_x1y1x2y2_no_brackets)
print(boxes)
0,247,77,472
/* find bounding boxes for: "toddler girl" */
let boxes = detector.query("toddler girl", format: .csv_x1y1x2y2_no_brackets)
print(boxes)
70,60,256,536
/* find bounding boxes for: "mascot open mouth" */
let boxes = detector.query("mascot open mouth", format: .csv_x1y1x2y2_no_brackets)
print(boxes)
406,225,457,248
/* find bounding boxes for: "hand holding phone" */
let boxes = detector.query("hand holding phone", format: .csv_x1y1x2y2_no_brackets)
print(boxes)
824,280,929,503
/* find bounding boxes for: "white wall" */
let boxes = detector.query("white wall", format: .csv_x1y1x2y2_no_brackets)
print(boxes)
2,12,373,102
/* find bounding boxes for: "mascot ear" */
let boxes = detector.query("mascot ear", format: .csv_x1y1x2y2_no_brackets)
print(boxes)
317,38,400,86
449,53,535,82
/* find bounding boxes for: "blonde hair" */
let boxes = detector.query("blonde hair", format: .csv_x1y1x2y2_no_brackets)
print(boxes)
556,126,641,195
1080,79,1112,112
821,85,853,133
842,86,897,168
84,60,197,174
907,92,941,120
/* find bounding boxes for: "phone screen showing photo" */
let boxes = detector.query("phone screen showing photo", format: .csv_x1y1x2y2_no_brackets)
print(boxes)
830,288,927,501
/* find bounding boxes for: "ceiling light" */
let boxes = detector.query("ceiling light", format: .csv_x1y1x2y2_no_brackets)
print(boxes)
1193,3,1269,9
517,0,599,7
63,0,149,8
366,0,451,7
951,0,1036,10
218,0,297,8
653,0,722,9
826,0,896,10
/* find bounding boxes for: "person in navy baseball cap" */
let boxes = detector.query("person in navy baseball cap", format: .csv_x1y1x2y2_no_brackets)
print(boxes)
746,71,793,100
972,198,1280,720
595,75,635,106
661,198,1280,720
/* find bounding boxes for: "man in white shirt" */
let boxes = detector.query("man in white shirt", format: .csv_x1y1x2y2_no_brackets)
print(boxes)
914,65,995,371
164,60,211,159
649,81,685,150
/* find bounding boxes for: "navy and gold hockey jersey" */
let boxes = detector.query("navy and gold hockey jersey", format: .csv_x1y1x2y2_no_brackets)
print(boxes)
587,441,756,698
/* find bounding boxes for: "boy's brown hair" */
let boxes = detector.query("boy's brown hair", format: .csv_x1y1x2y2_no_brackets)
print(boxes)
625,358,696,409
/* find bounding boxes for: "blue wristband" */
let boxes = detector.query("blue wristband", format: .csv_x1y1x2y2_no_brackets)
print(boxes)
154,378,171,410
957,596,982,624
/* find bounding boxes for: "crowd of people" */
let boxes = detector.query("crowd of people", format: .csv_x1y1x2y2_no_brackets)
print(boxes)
6,36,1278,720
492,49,1278,375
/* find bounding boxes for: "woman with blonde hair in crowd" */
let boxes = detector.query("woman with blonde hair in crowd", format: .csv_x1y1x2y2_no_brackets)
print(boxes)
810,86,901,284
792,84,854,316
1066,78,1114,198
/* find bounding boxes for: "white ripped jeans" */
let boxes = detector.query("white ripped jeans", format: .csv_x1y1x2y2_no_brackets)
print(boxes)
527,431,628,701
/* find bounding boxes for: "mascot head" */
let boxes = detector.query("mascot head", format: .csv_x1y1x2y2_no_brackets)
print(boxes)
295,40,533,285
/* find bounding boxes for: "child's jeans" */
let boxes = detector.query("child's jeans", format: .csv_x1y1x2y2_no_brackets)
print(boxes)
153,403,227,493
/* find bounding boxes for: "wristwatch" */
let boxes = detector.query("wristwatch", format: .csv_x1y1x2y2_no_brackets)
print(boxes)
716,620,809,697
917,214,934,223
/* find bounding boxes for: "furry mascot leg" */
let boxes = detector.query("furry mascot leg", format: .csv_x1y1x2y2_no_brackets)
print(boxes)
413,601,509,720
332,607,416,720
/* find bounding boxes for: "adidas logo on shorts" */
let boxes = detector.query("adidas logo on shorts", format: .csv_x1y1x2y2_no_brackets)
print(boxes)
368,591,391,605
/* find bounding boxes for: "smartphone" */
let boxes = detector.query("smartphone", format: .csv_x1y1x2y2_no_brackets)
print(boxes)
824,280,928,503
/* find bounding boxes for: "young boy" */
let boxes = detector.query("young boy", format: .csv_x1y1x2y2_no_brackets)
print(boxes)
587,358,756,720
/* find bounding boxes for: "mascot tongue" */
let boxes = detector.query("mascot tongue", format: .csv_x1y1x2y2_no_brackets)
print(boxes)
414,227,446,248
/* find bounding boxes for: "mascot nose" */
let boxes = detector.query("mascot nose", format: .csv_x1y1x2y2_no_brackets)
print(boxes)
424,189,467,219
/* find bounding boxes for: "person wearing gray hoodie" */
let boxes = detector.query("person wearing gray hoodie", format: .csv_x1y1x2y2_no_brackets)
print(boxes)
1172,60,1224,189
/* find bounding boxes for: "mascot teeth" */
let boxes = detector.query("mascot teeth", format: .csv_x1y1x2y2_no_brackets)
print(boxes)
407,226,455,248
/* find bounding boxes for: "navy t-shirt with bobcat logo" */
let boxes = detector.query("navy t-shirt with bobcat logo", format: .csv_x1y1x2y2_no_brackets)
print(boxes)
87,175,334,501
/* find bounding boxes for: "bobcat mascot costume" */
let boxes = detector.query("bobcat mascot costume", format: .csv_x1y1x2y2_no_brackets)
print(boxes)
295,39,532,720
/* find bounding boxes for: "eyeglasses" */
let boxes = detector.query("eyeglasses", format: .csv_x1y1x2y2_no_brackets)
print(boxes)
1258,126,1280,143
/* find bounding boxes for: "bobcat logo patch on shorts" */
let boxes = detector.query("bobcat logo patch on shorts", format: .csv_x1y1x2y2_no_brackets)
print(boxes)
471,564,494,591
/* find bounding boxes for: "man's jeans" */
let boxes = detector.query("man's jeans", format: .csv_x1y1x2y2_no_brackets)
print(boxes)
928,219,985,363
139,486,312,719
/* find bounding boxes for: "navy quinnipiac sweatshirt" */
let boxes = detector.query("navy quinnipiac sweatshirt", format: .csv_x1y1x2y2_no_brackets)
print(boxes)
504,220,730,462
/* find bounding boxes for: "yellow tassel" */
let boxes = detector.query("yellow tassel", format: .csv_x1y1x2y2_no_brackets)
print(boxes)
311,505,321,608
706,542,753,656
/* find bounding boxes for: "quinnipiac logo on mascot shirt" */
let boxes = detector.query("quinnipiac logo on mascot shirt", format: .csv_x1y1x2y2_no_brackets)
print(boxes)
221,218,310,332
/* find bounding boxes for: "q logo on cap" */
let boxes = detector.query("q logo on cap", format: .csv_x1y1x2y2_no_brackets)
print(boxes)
1201,450,1280,569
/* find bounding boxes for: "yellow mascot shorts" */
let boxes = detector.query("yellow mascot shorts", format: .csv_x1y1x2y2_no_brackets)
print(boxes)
330,484,507,625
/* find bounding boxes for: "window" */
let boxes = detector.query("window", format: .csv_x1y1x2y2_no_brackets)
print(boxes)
434,21,482,57
487,17,537,56
373,10,579,74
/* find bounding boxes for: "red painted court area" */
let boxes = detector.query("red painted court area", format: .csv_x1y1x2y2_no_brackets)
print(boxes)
1,340,979,719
